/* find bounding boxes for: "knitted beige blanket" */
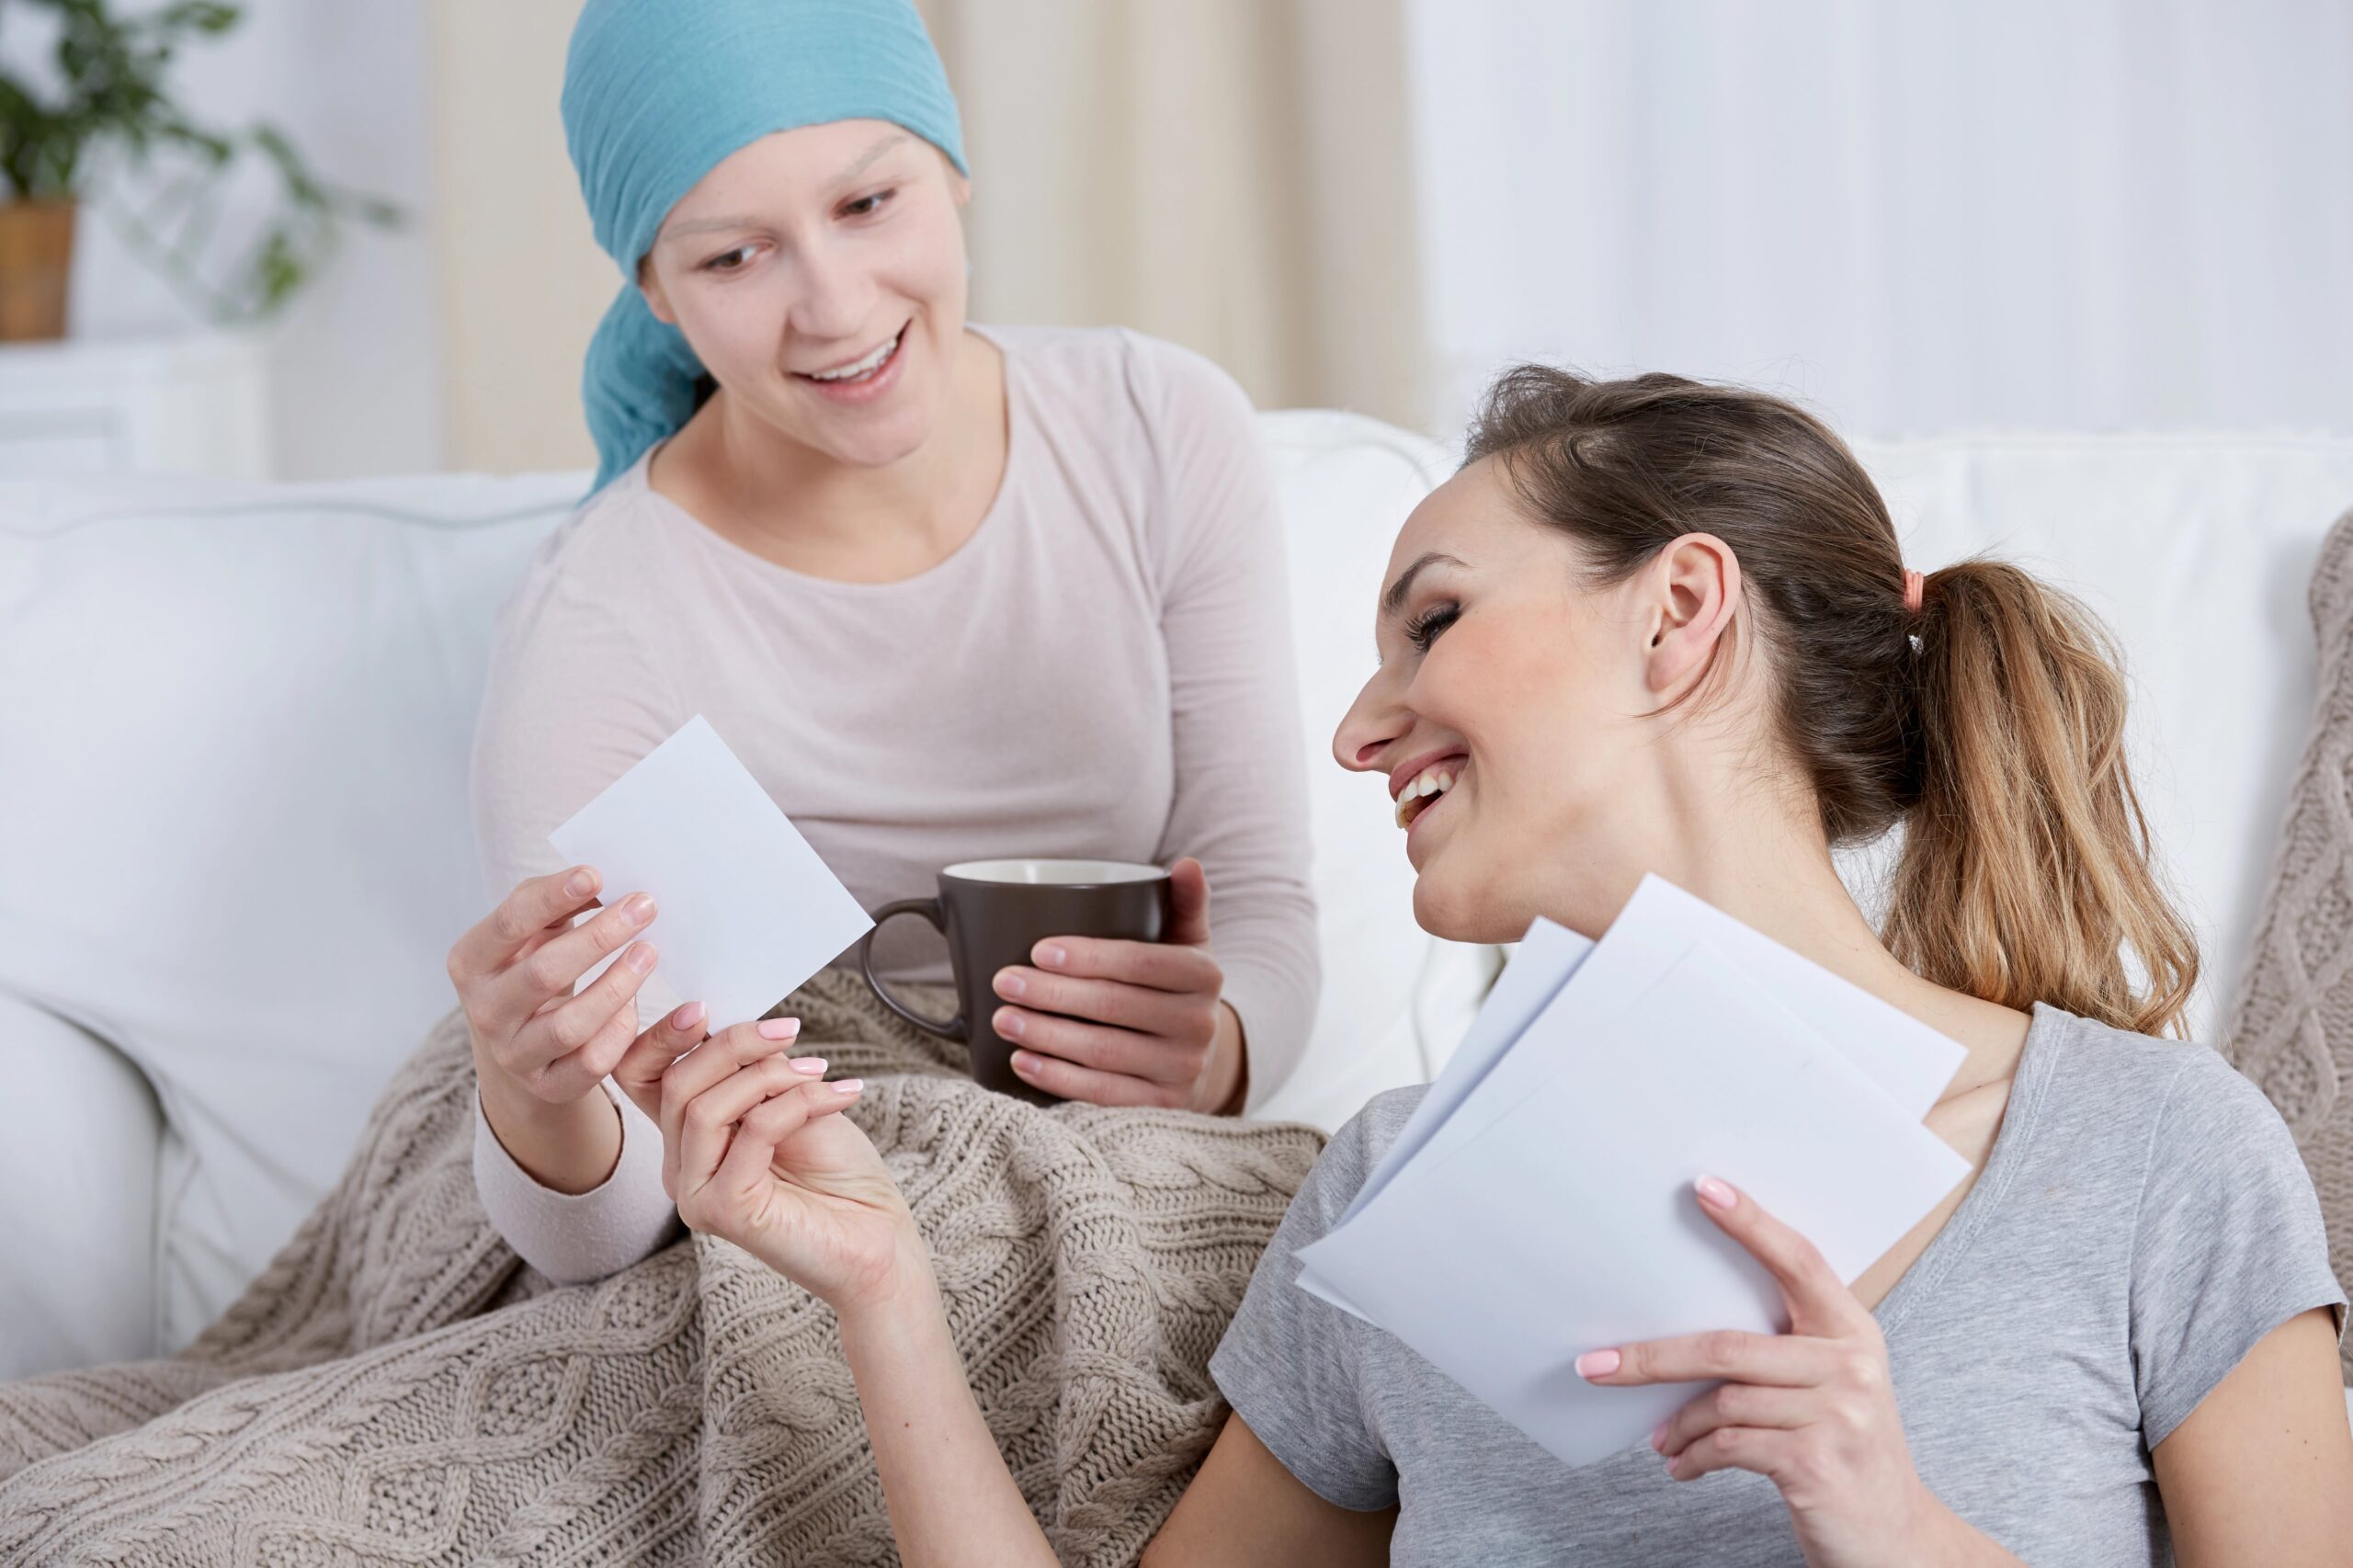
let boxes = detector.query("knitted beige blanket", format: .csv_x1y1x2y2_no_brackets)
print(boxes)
0,973,1322,1565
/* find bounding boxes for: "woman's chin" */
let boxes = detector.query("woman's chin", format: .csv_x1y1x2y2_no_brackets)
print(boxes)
1412,858,1542,947
1409,868,1490,945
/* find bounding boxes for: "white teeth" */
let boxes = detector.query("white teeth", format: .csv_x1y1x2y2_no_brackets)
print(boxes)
807,330,901,381
1394,763,1462,827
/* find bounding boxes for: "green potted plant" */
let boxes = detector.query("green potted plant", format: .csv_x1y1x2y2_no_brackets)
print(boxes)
0,0,396,341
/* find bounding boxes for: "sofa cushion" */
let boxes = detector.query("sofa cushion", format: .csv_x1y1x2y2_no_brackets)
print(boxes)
0,993,163,1377
0,472,578,1348
2224,506,2353,1384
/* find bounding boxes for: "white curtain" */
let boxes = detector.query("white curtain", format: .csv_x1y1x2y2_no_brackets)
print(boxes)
1404,0,2353,438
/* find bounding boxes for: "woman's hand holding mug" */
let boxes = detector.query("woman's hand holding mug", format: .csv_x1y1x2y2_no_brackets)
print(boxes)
1574,1178,2016,1568
988,858,1244,1112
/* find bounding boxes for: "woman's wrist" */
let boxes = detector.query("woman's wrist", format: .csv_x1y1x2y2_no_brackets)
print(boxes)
1202,1001,1248,1115
1906,1485,2026,1567
826,1222,941,1333
475,1049,626,1194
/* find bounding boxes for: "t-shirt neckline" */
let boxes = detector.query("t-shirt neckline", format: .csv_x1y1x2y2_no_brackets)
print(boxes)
1869,1003,2063,1336
626,322,1027,597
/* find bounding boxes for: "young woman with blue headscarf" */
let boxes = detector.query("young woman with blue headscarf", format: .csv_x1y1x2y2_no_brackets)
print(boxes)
451,0,1320,1278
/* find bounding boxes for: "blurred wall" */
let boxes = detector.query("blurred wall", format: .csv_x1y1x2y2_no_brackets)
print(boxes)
60,1,444,479
1408,0,2353,438
426,0,609,475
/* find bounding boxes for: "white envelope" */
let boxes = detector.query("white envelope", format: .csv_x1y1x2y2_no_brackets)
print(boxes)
1336,916,1595,1229
548,715,875,1029
1298,939,1968,1469
1402,876,1964,1186
1296,917,1595,1320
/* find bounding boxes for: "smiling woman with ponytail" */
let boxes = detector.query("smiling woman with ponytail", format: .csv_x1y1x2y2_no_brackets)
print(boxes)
661,365,2351,1566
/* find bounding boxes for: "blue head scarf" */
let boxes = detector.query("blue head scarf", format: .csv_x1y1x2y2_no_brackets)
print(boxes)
562,0,968,493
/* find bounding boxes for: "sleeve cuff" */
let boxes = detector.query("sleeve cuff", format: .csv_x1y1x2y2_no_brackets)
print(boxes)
472,1082,682,1285
1222,959,1313,1116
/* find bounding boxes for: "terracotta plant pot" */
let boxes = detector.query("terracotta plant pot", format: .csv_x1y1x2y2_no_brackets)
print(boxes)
0,200,78,342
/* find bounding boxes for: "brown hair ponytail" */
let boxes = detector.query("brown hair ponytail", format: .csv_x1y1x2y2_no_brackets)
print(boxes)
1885,562,2198,1036
1462,366,2200,1037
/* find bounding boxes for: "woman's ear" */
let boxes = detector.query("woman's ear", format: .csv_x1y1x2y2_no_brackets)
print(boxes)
637,256,677,326
1641,532,1742,699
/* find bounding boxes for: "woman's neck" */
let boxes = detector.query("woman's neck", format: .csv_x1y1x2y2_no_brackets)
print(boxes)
654,328,1008,580
1620,756,2032,1102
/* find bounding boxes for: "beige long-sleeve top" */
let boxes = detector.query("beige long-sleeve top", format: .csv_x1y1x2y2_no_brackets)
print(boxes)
468,324,1320,1284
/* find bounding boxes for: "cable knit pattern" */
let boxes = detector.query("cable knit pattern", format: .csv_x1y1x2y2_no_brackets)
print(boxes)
0,971,1322,1562
2225,505,2353,1385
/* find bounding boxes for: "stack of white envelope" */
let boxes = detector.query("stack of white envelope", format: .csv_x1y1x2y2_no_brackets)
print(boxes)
1292,874,1972,1468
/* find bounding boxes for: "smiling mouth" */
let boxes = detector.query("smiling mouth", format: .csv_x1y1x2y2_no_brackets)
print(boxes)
1395,757,1464,829
796,325,905,384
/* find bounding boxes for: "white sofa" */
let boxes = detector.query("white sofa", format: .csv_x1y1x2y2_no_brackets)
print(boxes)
4,417,2350,1423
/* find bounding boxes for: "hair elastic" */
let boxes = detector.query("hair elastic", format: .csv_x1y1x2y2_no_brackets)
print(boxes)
1902,569,1926,615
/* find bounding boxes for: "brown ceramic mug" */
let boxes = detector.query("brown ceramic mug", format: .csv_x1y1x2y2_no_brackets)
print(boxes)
858,858,1174,1104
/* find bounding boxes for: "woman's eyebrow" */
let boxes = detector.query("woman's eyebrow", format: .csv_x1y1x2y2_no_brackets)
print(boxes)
834,129,911,187
656,133,914,245
1381,551,1465,619
659,214,759,244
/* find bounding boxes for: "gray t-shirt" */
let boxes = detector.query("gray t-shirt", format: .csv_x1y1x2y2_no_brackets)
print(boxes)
1211,1004,2347,1564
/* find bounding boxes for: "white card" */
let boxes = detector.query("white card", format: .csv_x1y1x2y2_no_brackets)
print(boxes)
548,715,874,1029
1296,940,1968,1469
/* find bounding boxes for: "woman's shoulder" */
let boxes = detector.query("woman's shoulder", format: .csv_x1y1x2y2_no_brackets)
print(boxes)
1289,1084,1433,1230
2022,1004,2316,1213
2027,1004,2287,1141
495,463,679,643
985,323,1255,439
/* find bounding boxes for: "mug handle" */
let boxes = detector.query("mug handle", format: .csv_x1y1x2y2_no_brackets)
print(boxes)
858,898,965,1040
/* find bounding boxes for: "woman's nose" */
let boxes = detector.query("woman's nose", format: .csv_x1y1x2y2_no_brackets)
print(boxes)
786,238,875,341
1333,676,1403,774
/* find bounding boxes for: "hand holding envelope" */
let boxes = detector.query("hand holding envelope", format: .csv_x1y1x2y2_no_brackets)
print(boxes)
1292,875,1972,1470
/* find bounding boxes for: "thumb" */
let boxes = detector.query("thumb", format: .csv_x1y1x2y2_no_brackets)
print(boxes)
1168,858,1212,947
614,1001,708,1121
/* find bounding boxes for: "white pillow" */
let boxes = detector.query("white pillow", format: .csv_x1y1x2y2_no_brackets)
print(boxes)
0,472,577,1348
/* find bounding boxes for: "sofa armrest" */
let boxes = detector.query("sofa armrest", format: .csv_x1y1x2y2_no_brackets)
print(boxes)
0,994,164,1376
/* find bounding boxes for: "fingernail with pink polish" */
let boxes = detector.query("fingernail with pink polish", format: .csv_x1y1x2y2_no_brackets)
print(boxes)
565,868,596,897
1036,944,1066,969
624,943,657,972
1574,1349,1620,1381
1696,1176,1737,1210
788,1056,827,1075
834,1079,863,1095
757,1017,801,1040
673,1000,706,1030
1649,1420,1667,1451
